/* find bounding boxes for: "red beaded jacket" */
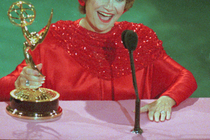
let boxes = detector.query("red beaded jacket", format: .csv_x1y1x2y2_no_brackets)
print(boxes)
0,19,197,105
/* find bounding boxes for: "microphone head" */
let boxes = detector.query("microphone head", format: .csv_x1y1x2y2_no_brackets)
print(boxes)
121,30,129,48
121,30,138,51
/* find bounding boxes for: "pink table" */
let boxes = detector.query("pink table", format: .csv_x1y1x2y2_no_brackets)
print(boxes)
0,98,209,139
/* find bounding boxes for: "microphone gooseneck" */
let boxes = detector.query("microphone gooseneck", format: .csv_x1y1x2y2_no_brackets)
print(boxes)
121,30,143,134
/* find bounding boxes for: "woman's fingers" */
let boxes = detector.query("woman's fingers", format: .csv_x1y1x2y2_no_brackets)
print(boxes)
148,110,155,121
140,96,175,122
23,66,40,76
15,63,45,89
160,111,166,121
140,104,149,113
18,75,44,89
36,63,43,71
166,110,171,120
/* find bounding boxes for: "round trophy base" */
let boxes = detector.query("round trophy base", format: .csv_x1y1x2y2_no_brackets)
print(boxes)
6,105,62,120
6,88,62,120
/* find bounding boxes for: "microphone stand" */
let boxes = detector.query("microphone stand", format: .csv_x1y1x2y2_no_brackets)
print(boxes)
121,29,143,134
129,50,143,134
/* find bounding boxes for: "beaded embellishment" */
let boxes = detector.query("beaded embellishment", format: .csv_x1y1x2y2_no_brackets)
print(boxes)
50,20,165,80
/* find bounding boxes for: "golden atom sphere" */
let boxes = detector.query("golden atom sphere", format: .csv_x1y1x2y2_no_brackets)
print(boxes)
8,1,36,27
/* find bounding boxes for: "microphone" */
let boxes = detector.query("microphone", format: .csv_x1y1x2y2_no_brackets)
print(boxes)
121,30,143,134
121,30,138,51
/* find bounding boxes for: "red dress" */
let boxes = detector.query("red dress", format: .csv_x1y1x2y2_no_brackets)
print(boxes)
0,19,197,105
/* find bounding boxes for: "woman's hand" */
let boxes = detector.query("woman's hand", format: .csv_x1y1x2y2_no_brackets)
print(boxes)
15,63,45,89
140,96,176,122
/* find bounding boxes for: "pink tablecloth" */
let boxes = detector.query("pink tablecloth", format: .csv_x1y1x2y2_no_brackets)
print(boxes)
0,98,209,139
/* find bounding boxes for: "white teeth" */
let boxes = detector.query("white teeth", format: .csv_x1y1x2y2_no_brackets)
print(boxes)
98,11,112,17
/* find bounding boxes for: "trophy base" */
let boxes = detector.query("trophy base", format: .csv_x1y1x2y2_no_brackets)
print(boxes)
6,88,62,120
6,105,62,120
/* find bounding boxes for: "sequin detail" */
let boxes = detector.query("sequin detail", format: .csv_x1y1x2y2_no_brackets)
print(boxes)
49,20,165,80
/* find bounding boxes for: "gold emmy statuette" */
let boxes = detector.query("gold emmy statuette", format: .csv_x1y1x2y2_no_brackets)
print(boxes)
6,1,62,120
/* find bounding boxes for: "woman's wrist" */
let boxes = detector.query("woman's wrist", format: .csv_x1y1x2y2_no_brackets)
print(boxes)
159,96,176,107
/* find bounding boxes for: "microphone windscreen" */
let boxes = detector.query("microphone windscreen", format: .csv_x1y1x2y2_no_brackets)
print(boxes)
122,30,138,51
121,30,129,49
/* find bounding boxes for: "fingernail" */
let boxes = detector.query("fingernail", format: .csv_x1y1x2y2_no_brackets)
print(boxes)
155,118,159,122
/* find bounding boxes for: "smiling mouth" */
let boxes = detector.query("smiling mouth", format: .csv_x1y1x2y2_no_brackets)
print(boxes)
97,11,114,23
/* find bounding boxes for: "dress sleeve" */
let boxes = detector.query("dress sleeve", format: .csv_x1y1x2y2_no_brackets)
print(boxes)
0,60,27,101
151,54,197,106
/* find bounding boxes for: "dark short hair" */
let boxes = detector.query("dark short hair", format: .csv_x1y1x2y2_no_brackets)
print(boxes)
79,0,135,14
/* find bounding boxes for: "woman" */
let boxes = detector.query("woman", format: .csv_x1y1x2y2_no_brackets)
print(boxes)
0,0,197,122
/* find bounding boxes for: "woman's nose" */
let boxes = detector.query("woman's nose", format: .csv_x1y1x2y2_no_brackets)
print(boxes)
104,0,114,11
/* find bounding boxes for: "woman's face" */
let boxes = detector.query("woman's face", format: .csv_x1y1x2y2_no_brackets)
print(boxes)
81,0,126,33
